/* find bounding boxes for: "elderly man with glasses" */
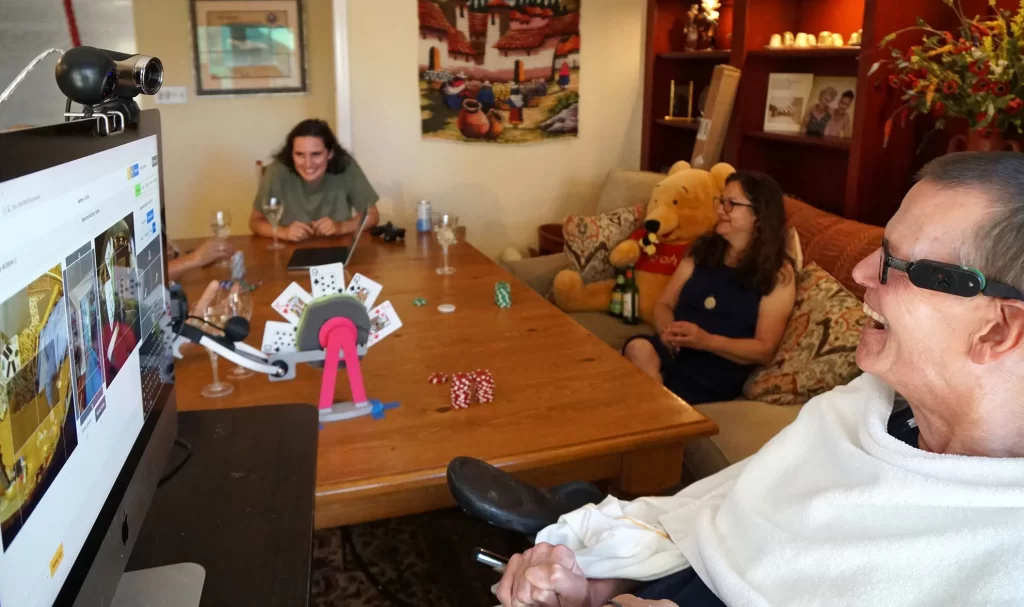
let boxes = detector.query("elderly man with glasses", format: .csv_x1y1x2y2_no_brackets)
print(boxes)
496,151,1024,607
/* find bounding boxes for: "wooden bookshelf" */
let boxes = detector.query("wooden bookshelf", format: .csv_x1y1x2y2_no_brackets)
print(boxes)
640,0,966,225
656,118,700,131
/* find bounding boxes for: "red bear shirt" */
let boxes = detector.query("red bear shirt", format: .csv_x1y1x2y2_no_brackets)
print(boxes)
628,227,691,276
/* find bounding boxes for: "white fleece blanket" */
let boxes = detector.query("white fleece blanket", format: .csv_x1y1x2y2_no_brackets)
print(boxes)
537,374,1024,605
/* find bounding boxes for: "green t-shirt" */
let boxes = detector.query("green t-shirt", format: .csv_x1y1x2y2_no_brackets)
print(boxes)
253,159,379,226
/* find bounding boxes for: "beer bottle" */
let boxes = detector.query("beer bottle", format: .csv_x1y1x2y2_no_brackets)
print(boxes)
622,266,640,325
609,272,625,317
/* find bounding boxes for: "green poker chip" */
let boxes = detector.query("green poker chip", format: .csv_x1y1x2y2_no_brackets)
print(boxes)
495,281,511,309
413,297,428,306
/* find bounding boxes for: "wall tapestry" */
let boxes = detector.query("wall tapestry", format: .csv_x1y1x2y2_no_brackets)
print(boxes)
418,0,581,144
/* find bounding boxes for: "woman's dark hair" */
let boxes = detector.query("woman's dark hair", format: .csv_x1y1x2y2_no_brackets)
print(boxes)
274,119,352,174
690,170,792,295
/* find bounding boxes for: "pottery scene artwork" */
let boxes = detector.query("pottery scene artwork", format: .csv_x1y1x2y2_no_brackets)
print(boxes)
418,0,582,144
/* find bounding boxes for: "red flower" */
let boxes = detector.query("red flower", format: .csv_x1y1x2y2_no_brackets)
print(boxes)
932,101,946,116
907,75,920,89
970,23,991,37
1008,99,1024,115
906,46,920,60
979,127,994,138
969,60,990,77
942,80,958,94
957,38,972,53
889,74,902,88
976,112,991,125
992,81,1010,97
943,31,954,42
917,67,929,79
972,77,991,93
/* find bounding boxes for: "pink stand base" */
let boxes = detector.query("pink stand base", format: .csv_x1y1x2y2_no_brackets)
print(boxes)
317,318,368,414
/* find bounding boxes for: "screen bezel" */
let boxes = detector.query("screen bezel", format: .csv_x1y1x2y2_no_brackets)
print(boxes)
0,110,178,605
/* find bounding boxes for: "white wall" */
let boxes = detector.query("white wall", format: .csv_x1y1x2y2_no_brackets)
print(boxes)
346,0,647,258
0,0,136,131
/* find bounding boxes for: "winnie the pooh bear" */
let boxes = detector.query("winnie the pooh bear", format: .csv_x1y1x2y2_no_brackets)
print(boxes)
553,161,735,324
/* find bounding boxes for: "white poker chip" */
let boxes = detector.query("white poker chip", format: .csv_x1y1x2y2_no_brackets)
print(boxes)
438,304,456,314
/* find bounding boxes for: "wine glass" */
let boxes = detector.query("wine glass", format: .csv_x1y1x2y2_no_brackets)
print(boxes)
224,285,254,379
432,212,459,275
262,197,285,250
209,210,232,266
200,296,234,398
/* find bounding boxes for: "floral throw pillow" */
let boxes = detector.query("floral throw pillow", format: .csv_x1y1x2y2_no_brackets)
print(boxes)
743,262,867,406
562,204,646,283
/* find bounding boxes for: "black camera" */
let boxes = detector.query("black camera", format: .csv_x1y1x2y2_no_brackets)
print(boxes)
55,47,163,131
370,222,407,243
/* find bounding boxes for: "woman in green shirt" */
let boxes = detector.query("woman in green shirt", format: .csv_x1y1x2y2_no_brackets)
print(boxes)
249,119,379,242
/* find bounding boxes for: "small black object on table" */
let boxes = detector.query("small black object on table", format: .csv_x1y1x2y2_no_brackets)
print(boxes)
127,403,318,607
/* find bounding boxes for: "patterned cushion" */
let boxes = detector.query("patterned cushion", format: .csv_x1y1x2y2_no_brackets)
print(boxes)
743,263,867,406
562,204,646,283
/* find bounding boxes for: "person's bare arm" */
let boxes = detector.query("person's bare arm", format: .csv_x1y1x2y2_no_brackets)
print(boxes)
666,265,796,365
311,206,380,238
167,239,232,282
654,257,695,342
249,210,313,242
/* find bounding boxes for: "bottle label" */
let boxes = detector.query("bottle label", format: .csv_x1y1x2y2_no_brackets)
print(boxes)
623,295,633,320
610,293,623,315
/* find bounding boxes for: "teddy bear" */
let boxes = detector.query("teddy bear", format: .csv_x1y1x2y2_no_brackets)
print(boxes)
553,160,735,324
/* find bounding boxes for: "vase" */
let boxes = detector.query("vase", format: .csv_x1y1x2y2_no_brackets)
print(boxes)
458,99,491,139
486,109,504,139
947,128,1022,153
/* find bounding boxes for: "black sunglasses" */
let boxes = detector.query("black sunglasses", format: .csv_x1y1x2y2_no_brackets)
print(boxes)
713,196,754,213
879,238,1024,301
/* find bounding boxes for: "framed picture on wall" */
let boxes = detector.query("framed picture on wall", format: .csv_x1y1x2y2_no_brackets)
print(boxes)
189,0,307,96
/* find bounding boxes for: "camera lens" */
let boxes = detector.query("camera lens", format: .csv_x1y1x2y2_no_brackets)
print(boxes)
130,56,163,95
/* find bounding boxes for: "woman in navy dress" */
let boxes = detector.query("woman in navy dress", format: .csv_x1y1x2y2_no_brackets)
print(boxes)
624,171,796,404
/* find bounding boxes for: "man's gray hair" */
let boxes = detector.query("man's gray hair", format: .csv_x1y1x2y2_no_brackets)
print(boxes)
917,151,1024,291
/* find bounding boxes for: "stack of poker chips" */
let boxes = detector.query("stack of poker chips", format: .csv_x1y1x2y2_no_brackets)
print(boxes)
495,281,512,309
231,251,245,283
473,369,495,403
450,373,476,409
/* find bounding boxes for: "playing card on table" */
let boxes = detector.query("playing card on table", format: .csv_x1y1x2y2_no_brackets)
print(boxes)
310,263,345,298
367,301,402,348
271,282,312,325
261,321,298,355
346,273,383,310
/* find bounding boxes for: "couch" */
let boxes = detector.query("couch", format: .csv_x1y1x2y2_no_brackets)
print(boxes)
504,170,884,480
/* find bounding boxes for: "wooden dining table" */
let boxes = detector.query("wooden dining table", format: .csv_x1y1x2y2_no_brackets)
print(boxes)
172,230,717,529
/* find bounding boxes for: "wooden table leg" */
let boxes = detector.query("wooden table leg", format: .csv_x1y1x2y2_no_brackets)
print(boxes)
617,442,685,497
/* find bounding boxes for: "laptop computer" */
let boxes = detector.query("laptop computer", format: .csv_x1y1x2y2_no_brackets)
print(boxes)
286,210,372,271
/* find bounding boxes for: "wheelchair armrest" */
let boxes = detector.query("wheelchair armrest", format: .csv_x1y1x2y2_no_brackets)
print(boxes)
446,457,605,536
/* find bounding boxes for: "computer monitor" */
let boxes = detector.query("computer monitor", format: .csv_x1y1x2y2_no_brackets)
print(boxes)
0,110,178,606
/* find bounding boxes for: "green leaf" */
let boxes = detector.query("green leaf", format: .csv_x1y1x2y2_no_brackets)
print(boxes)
868,61,883,77
916,17,927,27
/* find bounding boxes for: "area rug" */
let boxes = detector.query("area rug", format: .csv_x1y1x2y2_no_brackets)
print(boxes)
312,508,529,606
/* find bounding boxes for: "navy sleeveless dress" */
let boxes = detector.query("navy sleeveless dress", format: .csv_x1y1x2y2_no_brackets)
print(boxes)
625,263,762,404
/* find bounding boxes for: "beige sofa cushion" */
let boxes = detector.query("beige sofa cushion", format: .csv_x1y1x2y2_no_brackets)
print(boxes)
595,170,664,214
686,400,803,479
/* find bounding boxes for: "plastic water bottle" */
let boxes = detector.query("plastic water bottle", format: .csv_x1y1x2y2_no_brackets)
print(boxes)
417,200,432,233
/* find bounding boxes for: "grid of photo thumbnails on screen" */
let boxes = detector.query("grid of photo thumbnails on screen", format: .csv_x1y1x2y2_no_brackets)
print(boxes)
0,135,174,606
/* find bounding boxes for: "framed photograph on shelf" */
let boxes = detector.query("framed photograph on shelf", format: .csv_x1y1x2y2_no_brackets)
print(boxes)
800,76,857,139
189,0,307,96
763,73,814,134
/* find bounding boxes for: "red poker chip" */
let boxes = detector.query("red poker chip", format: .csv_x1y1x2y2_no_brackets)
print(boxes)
428,372,449,384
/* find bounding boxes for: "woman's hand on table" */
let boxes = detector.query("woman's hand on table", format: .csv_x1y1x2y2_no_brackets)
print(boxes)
661,321,710,351
312,217,344,237
281,221,314,242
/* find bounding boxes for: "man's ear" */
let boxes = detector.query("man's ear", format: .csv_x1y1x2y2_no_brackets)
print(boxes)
970,300,1024,364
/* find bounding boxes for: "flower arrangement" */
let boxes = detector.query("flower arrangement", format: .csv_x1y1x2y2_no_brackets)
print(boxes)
871,0,1024,146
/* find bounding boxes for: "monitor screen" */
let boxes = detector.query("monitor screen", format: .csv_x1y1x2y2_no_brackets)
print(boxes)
0,135,170,606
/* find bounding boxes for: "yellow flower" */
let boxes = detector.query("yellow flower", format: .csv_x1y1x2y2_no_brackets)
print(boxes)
926,45,954,57
926,82,937,106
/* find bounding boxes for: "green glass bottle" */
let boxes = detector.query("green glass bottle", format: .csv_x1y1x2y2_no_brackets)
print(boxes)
622,266,640,325
609,272,625,317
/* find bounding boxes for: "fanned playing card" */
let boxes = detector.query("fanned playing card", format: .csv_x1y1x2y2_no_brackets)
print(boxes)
367,301,402,348
271,282,312,325
310,263,345,298
346,273,383,310
261,321,298,355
